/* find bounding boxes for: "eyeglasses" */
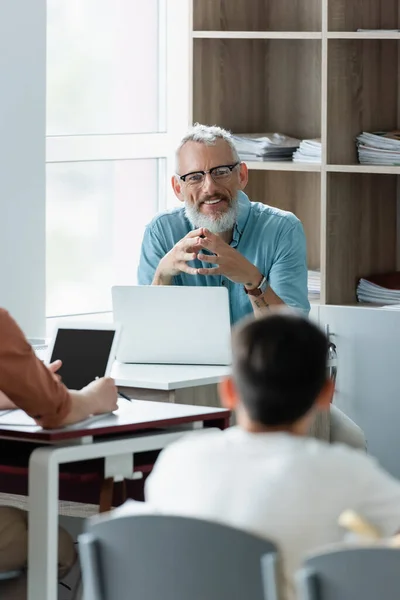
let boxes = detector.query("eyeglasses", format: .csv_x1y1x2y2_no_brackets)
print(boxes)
178,162,240,186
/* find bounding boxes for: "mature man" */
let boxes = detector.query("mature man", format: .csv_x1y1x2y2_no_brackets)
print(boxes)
138,123,310,324
0,308,119,597
138,124,366,452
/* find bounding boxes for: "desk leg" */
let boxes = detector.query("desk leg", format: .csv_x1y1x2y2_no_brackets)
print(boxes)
28,446,59,600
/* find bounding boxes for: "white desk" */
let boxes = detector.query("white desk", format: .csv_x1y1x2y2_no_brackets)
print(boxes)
111,362,231,407
5,399,229,600
111,362,231,390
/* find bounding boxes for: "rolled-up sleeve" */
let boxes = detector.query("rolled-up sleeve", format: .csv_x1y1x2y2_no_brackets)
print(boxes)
0,309,72,428
268,221,310,314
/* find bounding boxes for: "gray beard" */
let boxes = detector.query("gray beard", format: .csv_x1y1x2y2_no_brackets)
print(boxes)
184,196,238,234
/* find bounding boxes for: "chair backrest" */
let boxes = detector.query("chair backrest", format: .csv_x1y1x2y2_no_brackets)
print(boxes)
297,546,400,600
78,514,279,600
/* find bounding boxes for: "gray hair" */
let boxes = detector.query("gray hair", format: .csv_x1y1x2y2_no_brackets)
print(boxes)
175,123,239,171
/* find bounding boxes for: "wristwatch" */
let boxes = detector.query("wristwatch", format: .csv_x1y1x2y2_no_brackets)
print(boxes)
244,275,268,297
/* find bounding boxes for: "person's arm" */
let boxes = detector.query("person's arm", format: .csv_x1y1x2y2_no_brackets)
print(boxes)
0,390,16,410
138,224,169,285
0,310,118,428
248,220,310,317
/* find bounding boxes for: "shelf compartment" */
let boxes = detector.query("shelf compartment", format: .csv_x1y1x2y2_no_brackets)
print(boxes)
245,171,321,272
328,0,399,32
193,39,321,140
193,0,321,32
327,39,399,165
325,173,397,304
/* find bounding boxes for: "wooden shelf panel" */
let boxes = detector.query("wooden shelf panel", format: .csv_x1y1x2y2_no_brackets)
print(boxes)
325,173,397,305
193,31,322,39
193,39,321,139
245,171,321,271
328,32,400,39
328,0,399,32
245,161,321,172
327,39,399,164
193,0,322,32
327,165,400,175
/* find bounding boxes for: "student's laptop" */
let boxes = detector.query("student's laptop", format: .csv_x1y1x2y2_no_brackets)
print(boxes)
112,286,232,365
46,321,121,389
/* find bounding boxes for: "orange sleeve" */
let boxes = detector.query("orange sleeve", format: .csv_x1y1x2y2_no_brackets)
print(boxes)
0,309,72,428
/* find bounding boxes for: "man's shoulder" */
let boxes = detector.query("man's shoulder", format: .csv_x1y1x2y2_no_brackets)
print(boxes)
249,201,301,231
147,205,188,232
301,437,379,474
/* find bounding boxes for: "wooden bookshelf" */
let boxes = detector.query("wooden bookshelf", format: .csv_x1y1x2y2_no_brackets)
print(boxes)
190,0,400,305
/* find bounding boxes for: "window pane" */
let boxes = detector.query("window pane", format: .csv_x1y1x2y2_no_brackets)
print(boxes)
46,159,161,316
47,0,162,135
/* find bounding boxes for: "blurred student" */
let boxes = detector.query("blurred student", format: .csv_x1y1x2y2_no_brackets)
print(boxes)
145,312,400,600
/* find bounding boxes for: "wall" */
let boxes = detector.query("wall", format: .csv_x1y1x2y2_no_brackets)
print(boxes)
0,0,46,337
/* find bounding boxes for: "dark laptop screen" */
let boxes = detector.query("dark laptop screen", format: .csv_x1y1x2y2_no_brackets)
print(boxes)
50,328,116,390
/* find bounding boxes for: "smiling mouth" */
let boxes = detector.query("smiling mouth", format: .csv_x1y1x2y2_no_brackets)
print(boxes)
202,198,227,206
204,199,222,205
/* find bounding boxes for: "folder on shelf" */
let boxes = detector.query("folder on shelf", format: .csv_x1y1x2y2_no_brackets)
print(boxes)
293,139,322,164
232,133,301,162
356,131,400,166
357,272,400,304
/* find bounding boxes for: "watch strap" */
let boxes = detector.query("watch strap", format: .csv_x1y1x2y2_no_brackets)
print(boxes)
244,275,268,297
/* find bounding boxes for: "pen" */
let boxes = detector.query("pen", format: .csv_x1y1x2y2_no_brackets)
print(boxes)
118,390,132,402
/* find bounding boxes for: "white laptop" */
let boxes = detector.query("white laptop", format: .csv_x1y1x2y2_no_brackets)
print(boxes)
112,286,232,365
45,321,121,390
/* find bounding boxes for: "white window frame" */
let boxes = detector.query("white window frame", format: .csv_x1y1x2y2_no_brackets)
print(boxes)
46,0,192,211
0,0,192,338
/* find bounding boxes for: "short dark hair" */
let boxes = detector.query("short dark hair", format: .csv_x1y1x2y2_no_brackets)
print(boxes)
232,312,329,426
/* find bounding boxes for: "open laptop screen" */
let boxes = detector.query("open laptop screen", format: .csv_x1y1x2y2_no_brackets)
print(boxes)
49,328,116,389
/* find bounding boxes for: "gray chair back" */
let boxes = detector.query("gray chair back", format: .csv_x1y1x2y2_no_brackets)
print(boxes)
78,514,279,600
297,546,400,600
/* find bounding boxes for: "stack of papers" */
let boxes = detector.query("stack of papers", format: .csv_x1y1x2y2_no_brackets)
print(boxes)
356,131,400,165
357,278,400,304
308,270,320,300
293,139,322,164
232,133,301,162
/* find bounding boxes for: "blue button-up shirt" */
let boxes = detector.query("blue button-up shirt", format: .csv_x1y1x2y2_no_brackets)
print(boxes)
138,191,310,324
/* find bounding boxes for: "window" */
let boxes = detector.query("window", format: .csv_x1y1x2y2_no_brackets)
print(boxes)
46,0,190,317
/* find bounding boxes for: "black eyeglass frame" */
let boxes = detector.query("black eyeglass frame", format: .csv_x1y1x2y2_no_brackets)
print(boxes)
178,162,240,183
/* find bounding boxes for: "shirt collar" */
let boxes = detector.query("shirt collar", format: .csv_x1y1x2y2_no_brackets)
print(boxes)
232,191,251,247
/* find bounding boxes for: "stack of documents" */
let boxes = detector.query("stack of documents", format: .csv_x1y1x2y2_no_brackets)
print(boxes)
293,139,322,164
232,133,301,162
308,270,320,300
356,131,400,165
357,273,400,304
